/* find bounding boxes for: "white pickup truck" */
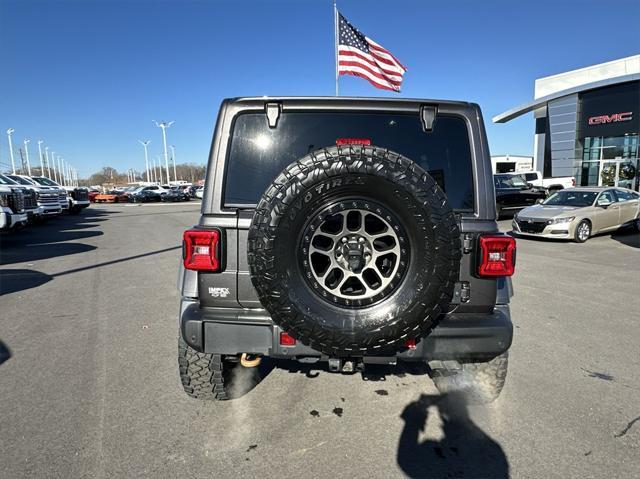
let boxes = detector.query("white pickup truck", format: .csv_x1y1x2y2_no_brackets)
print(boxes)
518,171,575,193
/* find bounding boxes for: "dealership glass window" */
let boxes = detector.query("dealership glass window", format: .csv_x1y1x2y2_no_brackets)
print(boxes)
580,133,639,191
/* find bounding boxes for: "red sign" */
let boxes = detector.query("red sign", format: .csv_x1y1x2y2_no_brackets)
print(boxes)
588,112,633,125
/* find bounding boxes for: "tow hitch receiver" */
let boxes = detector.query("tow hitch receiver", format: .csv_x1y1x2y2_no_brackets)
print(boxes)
328,358,363,373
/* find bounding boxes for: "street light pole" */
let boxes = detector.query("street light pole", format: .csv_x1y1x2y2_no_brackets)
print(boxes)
138,140,151,183
153,121,174,184
170,145,177,182
58,156,62,184
37,140,44,176
61,158,66,186
156,155,164,184
51,152,57,182
23,139,31,175
45,147,51,178
6,129,16,174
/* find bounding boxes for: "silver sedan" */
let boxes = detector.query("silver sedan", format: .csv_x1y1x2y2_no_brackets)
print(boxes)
512,187,640,243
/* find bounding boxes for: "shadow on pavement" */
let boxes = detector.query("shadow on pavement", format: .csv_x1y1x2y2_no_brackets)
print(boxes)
51,245,181,277
0,211,105,265
611,228,639,249
0,246,181,295
397,393,509,479
0,236,99,266
0,269,53,295
0,340,11,366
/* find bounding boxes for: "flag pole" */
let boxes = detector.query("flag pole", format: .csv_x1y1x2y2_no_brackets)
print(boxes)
334,0,339,96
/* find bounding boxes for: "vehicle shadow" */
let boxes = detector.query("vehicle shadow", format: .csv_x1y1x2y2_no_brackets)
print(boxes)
0,340,11,367
0,213,104,265
611,227,639,249
0,269,53,295
0,236,99,265
397,393,509,479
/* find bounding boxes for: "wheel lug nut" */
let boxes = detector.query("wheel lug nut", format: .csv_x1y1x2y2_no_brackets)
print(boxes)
358,237,365,243
342,237,347,243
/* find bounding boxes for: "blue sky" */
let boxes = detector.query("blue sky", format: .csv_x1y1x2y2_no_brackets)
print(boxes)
1,0,639,178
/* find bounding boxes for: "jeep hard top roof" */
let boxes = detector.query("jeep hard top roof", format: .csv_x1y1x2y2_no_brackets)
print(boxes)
223,96,475,109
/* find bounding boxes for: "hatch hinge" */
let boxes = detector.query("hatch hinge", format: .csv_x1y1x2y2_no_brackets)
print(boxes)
452,281,471,304
420,105,437,132
462,233,474,254
265,102,281,128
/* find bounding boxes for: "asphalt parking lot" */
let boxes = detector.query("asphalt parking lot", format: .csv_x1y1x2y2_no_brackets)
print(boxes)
0,203,638,478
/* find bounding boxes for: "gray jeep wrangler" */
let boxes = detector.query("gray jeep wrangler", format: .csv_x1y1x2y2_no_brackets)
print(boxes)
177,97,515,402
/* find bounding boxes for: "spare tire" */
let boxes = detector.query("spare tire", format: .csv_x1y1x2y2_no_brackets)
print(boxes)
248,145,461,356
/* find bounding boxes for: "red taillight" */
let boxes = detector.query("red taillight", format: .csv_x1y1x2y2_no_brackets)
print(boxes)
336,138,371,146
571,178,576,187
280,332,296,346
405,338,417,350
183,229,221,271
478,235,516,277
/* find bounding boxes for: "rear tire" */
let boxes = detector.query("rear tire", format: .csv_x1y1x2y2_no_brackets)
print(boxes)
178,336,261,400
574,219,591,243
430,352,508,404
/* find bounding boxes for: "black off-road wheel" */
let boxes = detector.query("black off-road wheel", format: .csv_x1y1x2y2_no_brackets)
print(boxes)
178,336,261,401
248,145,461,356
430,353,509,404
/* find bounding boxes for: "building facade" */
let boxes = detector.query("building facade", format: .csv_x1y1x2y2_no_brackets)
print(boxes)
494,55,640,191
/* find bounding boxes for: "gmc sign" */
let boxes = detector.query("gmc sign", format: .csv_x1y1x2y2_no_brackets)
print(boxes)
588,112,633,125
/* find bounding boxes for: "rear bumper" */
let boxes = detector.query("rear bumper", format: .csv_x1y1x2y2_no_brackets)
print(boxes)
179,301,513,362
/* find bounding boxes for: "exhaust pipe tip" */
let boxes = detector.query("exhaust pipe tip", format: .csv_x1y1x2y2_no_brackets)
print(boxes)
240,353,262,368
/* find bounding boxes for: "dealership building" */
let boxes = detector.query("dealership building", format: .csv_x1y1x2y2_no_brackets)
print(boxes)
494,54,639,191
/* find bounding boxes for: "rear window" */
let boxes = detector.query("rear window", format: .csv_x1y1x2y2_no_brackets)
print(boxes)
224,112,474,211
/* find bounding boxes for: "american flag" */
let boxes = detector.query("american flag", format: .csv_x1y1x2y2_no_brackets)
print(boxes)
337,13,407,92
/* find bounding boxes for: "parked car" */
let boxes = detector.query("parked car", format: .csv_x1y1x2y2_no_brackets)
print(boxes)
494,174,547,218
194,186,204,199
177,96,516,403
30,176,90,214
130,189,162,203
517,171,576,194
0,173,44,222
88,190,100,202
6,174,63,218
0,180,28,231
162,188,191,202
94,190,129,203
513,187,640,243
187,185,200,198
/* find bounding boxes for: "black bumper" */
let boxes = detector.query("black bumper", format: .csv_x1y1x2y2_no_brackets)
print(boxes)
179,301,513,362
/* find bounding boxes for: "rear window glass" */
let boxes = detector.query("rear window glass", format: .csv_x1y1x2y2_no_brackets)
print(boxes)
224,112,474,211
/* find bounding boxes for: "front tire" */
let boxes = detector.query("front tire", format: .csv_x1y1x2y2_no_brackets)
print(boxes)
430,352,509,404
575,219,591,243
178,336,261,400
